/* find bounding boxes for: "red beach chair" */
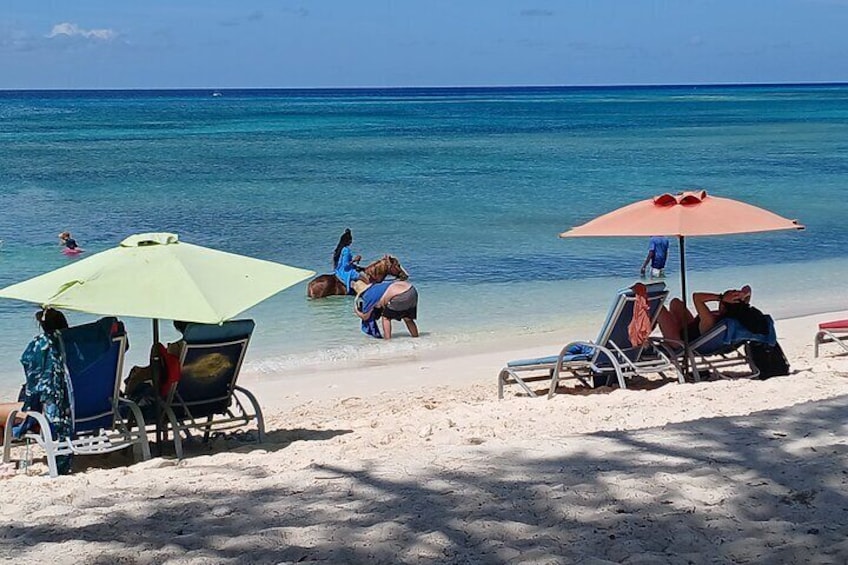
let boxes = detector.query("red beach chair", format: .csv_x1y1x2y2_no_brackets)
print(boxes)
814,319,848,357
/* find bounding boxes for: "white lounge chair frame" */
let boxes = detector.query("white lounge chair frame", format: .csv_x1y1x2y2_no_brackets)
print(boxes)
814,323,848,357
3,334,150,478
161,335,265,459
498,283,682,399
655,323,760,382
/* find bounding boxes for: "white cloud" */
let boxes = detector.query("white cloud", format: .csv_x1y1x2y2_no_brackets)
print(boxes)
47,22,117,41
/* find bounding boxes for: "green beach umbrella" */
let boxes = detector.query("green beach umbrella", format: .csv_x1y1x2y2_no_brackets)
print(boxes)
0,233,315,325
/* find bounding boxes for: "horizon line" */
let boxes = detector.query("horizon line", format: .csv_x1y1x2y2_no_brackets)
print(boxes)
1,80,848,92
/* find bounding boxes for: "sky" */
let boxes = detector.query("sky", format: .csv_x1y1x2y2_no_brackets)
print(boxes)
1,0,847,89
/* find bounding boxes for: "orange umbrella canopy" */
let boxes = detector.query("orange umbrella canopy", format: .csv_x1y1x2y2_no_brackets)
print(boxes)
560,190,803,238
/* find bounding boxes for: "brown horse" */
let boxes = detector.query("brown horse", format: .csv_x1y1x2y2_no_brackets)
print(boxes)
306,255,409,299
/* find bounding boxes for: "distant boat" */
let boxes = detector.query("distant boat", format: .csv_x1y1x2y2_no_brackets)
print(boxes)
212,91,223,97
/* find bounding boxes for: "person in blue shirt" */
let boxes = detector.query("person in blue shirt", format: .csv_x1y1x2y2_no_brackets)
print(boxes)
352,279,419,340
332,228,366,294
640,235,669,279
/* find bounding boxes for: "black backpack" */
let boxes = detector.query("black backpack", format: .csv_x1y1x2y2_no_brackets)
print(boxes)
749,341,790,380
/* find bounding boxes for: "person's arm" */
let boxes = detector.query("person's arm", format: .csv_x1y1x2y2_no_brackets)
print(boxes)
381,316,392,340
640,251,654,276
691,291,723,332
354,301,371,321
721,285,752,304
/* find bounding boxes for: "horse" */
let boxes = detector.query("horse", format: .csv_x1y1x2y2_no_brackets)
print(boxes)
306,254,409,299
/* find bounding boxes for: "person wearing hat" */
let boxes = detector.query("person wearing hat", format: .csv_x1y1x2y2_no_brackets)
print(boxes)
352,279,419,340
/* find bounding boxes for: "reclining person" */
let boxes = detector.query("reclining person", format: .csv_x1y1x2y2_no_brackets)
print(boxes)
125,320,188,403
658,285,753,342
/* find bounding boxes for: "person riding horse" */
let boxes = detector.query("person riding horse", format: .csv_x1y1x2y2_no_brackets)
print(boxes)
308,253,409,299
333,228,369,294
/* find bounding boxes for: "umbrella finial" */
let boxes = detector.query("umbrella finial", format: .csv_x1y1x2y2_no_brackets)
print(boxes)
121,233,180,247
653,190,708,207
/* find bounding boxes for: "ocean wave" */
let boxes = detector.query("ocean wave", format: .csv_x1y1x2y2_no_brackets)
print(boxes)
242,335,454,375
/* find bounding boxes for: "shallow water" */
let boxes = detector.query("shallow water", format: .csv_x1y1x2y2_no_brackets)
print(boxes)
1,85,846,392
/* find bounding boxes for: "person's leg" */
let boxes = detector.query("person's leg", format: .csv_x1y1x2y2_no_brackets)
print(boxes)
657,306,681,341
403,318,419,337
381,317,392,340
668,298,694,327
124,365,152,397
692,294,721,335
0,402,24,434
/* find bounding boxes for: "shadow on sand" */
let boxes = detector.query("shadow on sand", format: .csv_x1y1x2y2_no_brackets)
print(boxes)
3,398,848,564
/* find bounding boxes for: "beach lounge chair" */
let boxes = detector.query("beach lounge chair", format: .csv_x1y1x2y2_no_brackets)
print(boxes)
814,319,848,357
657,316,778,381
159,319,264,459
498,282,681,399
2,317,150,478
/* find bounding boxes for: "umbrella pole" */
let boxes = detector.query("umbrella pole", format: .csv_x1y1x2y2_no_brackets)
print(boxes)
679,236,691,379
151,318,163,456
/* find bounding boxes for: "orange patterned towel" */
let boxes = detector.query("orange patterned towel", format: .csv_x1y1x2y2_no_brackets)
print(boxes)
628,282,651,347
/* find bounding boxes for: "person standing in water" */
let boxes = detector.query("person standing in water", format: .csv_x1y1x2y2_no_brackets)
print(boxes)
352,279,419,340
640,235,669,279
333,228,367,294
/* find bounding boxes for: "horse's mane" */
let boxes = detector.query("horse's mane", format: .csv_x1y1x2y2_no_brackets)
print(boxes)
362,255,404,283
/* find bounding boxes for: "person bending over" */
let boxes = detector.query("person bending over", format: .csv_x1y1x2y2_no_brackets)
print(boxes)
353,280,419,340
658,285,752,342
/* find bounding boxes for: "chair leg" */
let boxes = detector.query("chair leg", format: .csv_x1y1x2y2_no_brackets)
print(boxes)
123,400,151,462
3,411,17,465
42,436,59,479
235,385,266,442
164,407,183,460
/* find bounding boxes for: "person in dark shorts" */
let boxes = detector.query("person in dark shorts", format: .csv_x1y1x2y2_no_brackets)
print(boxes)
353,280,419,340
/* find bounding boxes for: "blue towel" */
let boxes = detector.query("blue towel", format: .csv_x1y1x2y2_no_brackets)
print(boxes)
357,282,392,339
362,316,382,339
722,316,777,346
566,343,595,356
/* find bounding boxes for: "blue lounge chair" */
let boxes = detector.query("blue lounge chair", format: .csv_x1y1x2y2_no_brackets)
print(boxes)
660,316,778,381
3,317,150,478
498,282,682,399
160,319,264,459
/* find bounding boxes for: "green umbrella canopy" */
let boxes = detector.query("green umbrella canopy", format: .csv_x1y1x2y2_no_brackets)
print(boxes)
0,233,315,324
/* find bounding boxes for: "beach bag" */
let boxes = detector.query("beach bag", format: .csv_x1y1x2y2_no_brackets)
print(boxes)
749,341,789,380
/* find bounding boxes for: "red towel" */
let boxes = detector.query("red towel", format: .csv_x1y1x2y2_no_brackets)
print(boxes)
628,283,651,347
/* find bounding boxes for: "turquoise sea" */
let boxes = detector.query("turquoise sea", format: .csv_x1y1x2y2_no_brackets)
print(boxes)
1,84,847,393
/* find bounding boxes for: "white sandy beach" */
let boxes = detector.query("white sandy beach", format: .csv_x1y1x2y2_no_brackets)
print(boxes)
2,310,848,564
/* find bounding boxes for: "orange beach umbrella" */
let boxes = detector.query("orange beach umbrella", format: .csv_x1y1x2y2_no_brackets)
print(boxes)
560,190,804,308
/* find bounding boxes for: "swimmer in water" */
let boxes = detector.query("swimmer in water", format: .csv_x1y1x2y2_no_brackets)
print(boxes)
58,231,84,255
59,231,79,250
